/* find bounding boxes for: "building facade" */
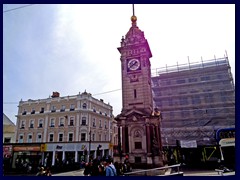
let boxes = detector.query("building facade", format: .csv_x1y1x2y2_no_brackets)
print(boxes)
13,91,117,170
115,13,163,168
3,113,16,144
151,56,235,166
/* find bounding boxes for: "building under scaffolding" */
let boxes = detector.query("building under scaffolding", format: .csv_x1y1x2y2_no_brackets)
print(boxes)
151,56,235,166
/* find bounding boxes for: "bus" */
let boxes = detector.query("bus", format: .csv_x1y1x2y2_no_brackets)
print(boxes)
216,128,235,170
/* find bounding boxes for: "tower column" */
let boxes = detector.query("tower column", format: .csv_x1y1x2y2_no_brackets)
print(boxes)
146,123,151,153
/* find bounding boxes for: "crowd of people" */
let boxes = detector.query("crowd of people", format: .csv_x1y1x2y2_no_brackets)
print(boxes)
83,155,132,176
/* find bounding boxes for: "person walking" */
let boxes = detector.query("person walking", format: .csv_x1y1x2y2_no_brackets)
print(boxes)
104,156,117,176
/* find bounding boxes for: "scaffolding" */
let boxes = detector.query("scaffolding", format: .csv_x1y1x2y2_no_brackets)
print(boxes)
151,56,235,147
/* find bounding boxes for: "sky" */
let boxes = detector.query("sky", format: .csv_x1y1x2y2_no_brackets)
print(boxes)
3,4,235,125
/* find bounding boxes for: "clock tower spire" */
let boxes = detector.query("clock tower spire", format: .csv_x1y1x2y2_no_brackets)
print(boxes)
115,5,163,168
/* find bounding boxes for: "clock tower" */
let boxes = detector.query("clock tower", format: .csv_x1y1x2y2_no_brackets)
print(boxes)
115,6,163,168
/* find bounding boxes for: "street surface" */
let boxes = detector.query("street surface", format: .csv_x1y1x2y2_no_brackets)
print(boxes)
52,168,234,176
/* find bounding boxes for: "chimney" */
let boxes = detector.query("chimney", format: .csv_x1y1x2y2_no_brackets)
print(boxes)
51,92,60,98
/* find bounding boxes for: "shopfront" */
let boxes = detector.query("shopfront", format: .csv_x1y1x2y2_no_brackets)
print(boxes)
44,142,110,167
12,144,42,173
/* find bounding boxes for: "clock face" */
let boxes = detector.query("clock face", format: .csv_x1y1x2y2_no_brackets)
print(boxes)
128,59,140,71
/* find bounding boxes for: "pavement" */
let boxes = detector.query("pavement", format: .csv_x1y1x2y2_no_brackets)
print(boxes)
52,168,235,176
52,169,85,176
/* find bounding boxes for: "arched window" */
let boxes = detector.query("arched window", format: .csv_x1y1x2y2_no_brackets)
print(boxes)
82,103,87,109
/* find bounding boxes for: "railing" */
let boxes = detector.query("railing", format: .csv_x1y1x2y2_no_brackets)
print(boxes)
123,164,183,176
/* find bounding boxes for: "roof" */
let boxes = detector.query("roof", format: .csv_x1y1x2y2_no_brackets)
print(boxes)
3,113,15,126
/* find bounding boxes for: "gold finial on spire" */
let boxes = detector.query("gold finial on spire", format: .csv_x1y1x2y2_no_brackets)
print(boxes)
131,4,137,23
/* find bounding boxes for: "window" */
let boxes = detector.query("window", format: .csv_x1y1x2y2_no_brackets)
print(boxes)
168,98,173,106
59,117,65,127
176,79,186,84
58,133,63,142
68,133,73,142
217,74,223,79
31,108,35,114
205,93,214,103
50,118,55,127
20,120,25,129
181,110,190,118
27,134,32,143
201,76,210,81
40,107,44,113
189,78,197,83
70,104,75,111
104,134,107,141
61,105,65,112
19,135,23,143
192,95,201,105
38,119,43,128
51,106,56,112
4,137,11,143
99,120,102,128
134,89,137,98
135,142,142,149
179,97,188,105
104,121,107,129
22,109,27,115
69,117,74,126
82,103,87,109
29,120,34,128
81,133,86,141
92,118,96,127
99,134,102,141
37,134,42,142
92,134,95,141
49,134,54,142
82,117,86,125
170,112,175,119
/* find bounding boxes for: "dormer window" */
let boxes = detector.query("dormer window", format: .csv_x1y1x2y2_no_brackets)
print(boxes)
40,107,44,113
31,108,35,114
70,104,75,111
22,109,27,115
61,105,65,112
51,106,56,112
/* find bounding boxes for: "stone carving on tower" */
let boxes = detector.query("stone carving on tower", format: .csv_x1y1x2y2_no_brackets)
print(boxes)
114,5,163,168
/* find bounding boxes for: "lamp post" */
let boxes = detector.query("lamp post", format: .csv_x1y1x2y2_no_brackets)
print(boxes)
88,130,91,162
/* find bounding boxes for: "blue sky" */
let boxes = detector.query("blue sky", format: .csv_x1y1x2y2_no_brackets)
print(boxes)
3,4,235,124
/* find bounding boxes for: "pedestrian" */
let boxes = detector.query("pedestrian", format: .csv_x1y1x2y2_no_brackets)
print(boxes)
45,167,52,176
98,164,105,176
36,167,45,176
83,162,92,176
104,156,117,176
